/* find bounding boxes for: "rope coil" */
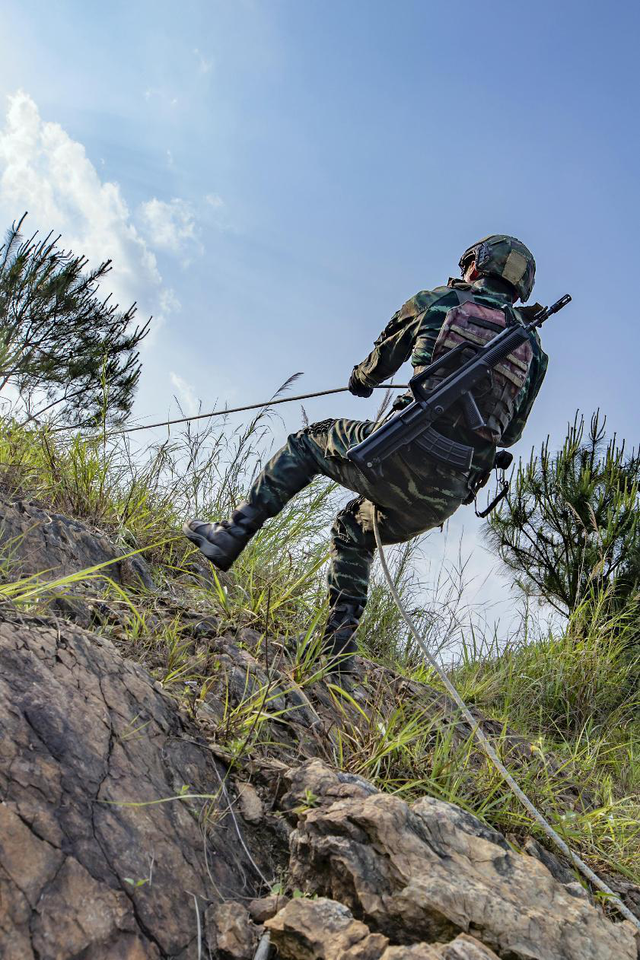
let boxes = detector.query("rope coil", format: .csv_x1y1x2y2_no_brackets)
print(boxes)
372,510,640,932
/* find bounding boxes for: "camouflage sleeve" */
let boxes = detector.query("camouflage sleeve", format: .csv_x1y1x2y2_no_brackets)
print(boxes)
500,335,549,447
350,295,428,389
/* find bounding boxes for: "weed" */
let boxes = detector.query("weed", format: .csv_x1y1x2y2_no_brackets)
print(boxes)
0,406,638,884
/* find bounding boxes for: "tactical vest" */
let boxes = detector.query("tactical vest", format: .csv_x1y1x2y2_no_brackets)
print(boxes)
424,298,533,444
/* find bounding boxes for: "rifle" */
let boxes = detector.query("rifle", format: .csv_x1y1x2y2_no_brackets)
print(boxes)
347,294,571,480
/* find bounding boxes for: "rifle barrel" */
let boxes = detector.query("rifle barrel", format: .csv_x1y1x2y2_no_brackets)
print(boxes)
528,294,572,331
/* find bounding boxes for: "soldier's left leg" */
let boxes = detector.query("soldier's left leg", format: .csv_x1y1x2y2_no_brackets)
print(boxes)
184,418,380,571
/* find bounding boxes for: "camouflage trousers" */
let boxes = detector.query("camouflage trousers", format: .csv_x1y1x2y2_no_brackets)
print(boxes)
247,418,472,610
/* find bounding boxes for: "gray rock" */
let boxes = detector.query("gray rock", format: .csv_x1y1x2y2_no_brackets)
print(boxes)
0,495,155,590
205,901,259,959
265,898,502,960
286,761,637,960
0,609,272,959
266,897,390,959
236,780,265,824
281,757,378,816
248,894,290,923
523,837,579,887
436,936,502,960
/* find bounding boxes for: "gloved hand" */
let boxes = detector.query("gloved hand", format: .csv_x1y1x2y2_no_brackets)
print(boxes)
391,393,411,412
348,369,374,398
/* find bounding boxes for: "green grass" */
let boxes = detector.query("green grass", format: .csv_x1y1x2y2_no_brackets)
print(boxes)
0,410,638,887
454,589,639,735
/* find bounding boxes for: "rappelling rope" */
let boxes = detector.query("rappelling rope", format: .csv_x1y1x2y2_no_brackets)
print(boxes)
372,510,640,931
49,384,407,437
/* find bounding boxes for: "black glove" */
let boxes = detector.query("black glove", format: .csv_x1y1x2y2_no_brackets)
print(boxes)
348,369,374,398
391,393,411,412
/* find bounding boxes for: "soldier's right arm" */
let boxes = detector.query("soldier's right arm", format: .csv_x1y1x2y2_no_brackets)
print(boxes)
350,293,435,390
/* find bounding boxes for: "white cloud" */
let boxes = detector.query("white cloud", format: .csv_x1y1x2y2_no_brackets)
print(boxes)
138,197,200,256
0,89,179,340
204,192,232,232
159,288,181,315
170,372,199,417
194,48,214,75
142,88,180,109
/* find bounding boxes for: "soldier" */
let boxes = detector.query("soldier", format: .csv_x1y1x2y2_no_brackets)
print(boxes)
184,235,547,671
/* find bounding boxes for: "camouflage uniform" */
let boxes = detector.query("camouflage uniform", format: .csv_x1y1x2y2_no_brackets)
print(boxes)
245,275,548,609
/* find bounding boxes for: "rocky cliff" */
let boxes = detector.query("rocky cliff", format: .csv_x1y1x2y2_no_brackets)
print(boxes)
1,494,638,959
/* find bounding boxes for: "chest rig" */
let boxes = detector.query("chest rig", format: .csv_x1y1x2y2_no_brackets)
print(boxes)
424,295,533,444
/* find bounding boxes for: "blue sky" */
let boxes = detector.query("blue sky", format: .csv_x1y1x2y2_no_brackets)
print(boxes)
1,0,638,624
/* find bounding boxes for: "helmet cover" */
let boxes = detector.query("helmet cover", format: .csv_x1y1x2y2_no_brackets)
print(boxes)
459,234,536,302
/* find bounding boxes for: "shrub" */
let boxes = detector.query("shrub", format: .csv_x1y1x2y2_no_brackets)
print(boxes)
0,215,149,426
487,412,640,614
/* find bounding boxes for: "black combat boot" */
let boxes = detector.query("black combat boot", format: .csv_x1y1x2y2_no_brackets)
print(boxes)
322,596,365,674
183,502,267,571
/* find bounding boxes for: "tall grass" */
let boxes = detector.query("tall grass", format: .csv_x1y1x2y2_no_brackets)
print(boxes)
0,401,453,645
0,406,638,886
454,588,639,737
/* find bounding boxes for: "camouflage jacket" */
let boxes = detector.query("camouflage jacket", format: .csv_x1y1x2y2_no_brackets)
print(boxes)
351,277,549,470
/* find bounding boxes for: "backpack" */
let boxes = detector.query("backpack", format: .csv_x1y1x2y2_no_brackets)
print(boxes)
425,299,533,444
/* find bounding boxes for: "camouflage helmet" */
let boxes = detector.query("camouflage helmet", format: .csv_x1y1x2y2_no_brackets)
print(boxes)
459,235,536,302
